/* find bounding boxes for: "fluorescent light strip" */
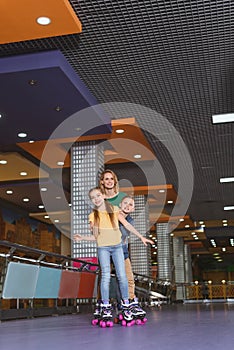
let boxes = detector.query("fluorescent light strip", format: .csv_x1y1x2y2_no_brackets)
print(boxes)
224,206,234,211
220,177,234,183
212,113,234,124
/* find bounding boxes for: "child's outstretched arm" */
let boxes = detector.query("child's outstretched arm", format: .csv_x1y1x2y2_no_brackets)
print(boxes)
73,233,96,242
118,214,154,246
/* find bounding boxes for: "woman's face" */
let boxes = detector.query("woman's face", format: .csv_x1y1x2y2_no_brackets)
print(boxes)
101,172,115,189
89,189,105,207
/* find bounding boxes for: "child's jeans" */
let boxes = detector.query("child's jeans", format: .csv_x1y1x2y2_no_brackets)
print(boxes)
97,243,129,302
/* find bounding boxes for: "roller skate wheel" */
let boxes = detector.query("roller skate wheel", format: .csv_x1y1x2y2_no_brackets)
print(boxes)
91,319,99,326
121,320,127,326
130,320,135,326
118,314,123,321
143,317,147,323
100,321,106,328
106,321,113,327
136,319,142,325
127,321,132,327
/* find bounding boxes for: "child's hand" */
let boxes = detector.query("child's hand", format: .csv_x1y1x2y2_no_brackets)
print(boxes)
141,236,154,246
73,234,82,242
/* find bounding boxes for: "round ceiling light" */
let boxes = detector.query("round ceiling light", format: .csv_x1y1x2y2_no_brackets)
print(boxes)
36,16,51,25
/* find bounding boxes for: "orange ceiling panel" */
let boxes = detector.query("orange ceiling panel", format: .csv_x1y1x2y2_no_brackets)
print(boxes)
18,118,156,168
0,0,82,44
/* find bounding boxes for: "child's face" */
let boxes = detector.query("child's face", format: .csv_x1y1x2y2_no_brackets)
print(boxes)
89,189,105,207
120,197,135,214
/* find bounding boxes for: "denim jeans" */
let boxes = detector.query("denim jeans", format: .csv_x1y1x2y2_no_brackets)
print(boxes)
97,243,129,302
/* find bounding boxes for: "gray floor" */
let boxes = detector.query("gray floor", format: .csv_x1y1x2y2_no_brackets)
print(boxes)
0,302,234,350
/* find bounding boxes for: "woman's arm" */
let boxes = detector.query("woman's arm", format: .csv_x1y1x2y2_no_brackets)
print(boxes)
118,214,154,246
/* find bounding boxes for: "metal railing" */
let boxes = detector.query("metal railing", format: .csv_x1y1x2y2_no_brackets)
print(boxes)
0,240,99,320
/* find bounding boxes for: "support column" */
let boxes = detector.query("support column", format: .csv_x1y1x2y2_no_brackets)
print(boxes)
130,195,151,276
156,223,173,281
173,236,185,300
184,243,193,283
71,141,104,260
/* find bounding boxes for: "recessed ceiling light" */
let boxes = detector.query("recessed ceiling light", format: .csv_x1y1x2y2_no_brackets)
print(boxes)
6,190,13,194
44,215,50,219
41,187,47,192
179,218,184,222
167,200,173,204
185,224,190,228
56,196,61,200
18,132,27,138
134,154,142,159
28,80,37,86
212,113,234,124
57,161,64,166
38,205,44,209
20,171,27,176
29,140,35,143
54,219,60,223
115,129,125,134
23,198,29,202
36,16,51,25
220,177,234,183
224,206,234,210
159,189,165,193
0,160,7,164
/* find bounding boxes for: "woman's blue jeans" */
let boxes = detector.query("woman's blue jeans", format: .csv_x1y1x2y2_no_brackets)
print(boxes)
97,243,129,302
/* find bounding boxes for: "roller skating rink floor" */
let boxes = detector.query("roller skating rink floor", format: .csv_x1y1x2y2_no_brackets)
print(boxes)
0,302,233,350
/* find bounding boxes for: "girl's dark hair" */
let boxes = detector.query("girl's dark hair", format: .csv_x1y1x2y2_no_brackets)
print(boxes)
89,187,117,229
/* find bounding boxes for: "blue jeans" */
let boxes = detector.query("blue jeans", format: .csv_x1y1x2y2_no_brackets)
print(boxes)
97,243,129,302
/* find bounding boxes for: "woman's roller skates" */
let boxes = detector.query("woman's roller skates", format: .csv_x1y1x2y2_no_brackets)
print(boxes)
129,298,147,325
114,300,135,327
92,302,113,328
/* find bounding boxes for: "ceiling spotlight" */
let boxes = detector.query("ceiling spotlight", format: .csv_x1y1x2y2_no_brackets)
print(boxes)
23,198,30,202
6,190,13,194
134,154,142,159
44,215,50,219
57,161,64,166
0,160,7,164
20,171,27,176
38,205,44,209
36,16,51,25
40,187,47,192
115,129,125,134
18,132,27,138
28,80,37,86
55,106,62,112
